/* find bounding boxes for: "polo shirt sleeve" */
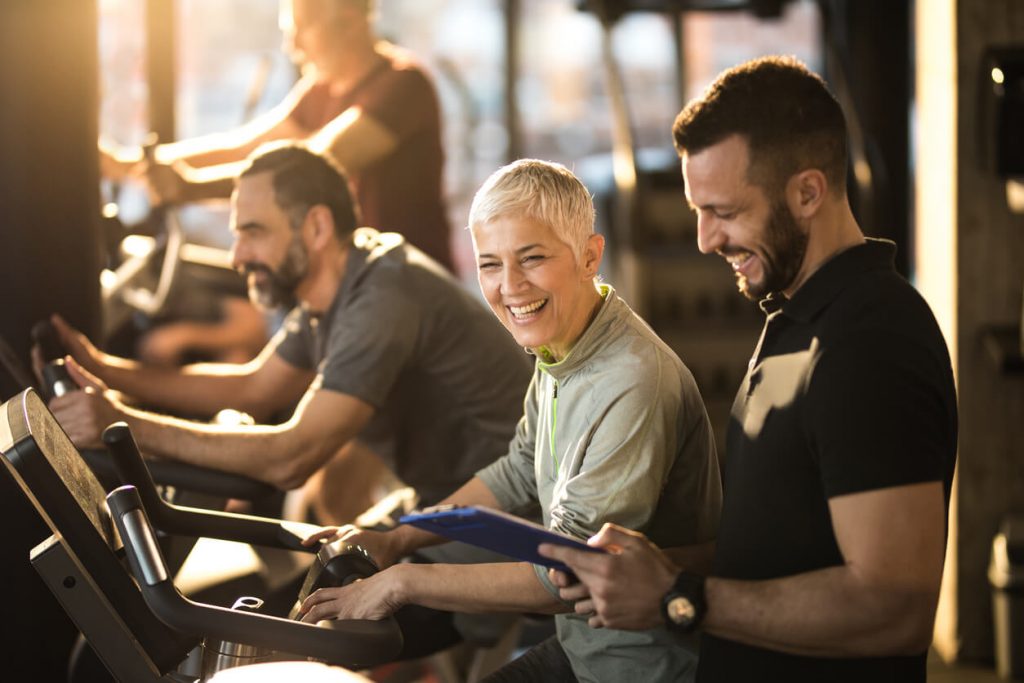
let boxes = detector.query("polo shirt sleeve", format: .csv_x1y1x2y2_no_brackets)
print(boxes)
476,372,540,514
805,329,951,499
317,278,420,407
271,307,315,370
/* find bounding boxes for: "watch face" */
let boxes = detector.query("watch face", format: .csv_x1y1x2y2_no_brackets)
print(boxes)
667,596,697,626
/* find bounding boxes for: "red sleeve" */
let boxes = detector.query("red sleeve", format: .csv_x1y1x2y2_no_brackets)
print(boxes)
355,62,438,142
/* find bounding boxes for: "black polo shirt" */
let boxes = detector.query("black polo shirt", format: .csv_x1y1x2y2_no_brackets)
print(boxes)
697,239,958,683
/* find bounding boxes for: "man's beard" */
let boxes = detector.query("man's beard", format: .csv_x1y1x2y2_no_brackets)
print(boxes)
737,199,808,301
241,236,309,310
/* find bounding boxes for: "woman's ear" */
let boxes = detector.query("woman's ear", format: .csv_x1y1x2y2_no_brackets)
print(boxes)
581,234,605,279
786,169,828,220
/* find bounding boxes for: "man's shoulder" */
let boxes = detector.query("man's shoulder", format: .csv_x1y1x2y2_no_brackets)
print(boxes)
331,231,487,336
372,43,434,96
348,232,456,296
377,42,429,77
317,237,414,331
809,268,954,398
818,267,944,349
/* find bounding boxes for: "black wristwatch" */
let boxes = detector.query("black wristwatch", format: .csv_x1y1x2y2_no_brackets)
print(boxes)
662,571,707,633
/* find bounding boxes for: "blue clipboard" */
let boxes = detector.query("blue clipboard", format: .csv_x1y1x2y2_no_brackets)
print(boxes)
398,505,605,573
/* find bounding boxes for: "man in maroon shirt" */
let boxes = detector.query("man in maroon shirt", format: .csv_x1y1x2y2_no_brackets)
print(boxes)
103,0,452,270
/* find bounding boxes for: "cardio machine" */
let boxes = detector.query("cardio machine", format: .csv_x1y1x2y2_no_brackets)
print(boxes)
0,388,401,682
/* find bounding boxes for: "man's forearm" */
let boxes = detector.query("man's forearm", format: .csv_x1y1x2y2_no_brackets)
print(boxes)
705,566,937,657
154,98,303,170
179,162,247,201
396,561,568,615
119,405,316,489
156,134,258,170
708,482,947,657
99,357,275,420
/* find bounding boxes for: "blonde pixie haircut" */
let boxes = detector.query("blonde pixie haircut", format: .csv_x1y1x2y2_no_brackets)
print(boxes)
469,159,596,261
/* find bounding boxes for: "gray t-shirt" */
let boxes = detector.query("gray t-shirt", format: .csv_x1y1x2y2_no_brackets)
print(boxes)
274,229,532,504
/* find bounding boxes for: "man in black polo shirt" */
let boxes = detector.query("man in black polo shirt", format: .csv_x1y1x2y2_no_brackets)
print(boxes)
541,56,957,682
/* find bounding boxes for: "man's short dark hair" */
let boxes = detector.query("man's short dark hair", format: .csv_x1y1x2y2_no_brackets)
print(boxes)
672,56,848,196
240,143,360,238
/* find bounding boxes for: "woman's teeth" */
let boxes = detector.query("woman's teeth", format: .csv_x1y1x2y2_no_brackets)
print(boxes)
509,299,547,317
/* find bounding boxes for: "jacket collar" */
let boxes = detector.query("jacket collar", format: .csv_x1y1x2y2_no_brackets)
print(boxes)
536,283,621,380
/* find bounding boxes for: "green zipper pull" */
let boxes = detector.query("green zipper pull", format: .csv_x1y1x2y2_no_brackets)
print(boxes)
550,380,559,475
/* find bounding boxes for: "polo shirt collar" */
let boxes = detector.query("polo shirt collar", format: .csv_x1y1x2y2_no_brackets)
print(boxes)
310,227,381,329
765,238,897,323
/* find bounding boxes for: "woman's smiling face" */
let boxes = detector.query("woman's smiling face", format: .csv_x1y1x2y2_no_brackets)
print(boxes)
473,215,603,361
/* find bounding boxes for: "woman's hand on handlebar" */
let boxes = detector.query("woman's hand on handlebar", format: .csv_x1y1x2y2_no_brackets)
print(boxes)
298,566,408,623
302,525,404,570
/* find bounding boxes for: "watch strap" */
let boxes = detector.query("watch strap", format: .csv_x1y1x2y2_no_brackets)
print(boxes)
662,570,707,633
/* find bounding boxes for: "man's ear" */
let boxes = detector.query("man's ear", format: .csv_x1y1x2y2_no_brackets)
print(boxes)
304,205,336,249
786,169,828,220
581,234,605,279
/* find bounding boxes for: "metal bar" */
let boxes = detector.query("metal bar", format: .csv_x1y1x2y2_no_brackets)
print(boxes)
146,0,176,140
504,0,522,161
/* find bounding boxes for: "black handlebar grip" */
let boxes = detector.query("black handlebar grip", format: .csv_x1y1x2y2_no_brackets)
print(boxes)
32,319,76,399
99,422,302,547
108,484,403,667
100,421,277,505
102,422,168,522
